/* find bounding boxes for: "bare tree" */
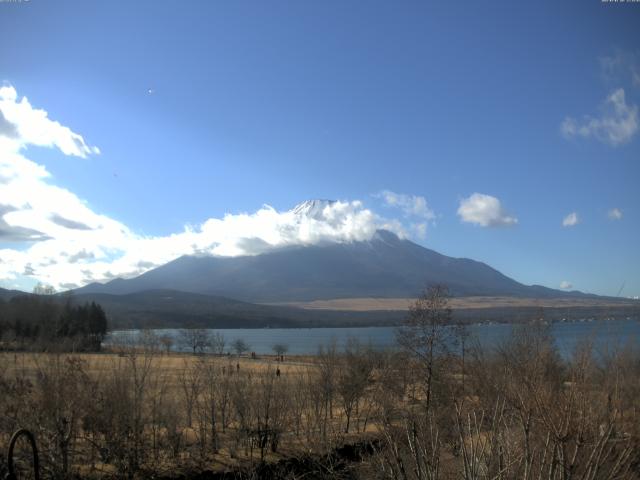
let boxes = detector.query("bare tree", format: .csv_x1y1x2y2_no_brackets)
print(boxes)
179,328,211,355
337,338,374,433
87,345,156,477
458,326,639,480
32,354,89,477
272,343,289,357
211,331,226,355
397,284,453,414
179,359,201,427
317,340,339,440
159,334,174,354
140,329,160,353
289,371,310,437
231,338,250,357
195,357,221,453
218,362,233,432
146,358,170,462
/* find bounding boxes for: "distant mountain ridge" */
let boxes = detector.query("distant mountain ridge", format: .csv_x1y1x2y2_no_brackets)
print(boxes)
73,228,597,303
0,287,24,301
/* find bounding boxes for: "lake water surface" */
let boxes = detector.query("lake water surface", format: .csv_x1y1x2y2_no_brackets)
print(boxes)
105,318,640,358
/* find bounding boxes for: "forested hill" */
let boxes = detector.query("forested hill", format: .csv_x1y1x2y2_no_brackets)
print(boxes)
0,292,107,351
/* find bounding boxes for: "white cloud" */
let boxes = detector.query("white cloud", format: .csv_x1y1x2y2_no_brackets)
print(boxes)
3,197,401,290
560,280,573,290
376,190,436,238
0,85,99,157
378,190,436,220
600,51,640,87
457,193,517,227
0,86,410,290
562,212,579,227
561,89,638,146
608,208,623,220
411,222,427,240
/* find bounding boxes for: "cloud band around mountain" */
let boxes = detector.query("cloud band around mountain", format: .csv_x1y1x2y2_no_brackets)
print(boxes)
1,85,421,290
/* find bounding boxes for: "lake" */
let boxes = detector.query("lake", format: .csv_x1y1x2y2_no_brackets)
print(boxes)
105,318,640,358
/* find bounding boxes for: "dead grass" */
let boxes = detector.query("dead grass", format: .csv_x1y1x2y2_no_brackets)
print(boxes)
0,350,314,386
267,295,638,311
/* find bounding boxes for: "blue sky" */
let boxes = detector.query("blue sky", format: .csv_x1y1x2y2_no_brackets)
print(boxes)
0,0,639,297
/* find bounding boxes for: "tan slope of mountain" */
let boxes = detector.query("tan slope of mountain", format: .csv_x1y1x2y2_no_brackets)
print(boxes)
266,296,638,312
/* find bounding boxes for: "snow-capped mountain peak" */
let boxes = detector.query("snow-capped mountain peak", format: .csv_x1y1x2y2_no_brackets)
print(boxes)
290,199,337,220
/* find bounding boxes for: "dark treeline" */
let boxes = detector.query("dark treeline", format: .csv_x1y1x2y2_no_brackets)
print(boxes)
0,294,107,351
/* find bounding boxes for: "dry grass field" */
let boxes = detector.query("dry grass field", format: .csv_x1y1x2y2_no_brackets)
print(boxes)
0,348,381,478
1,321,639,479
0,350,315,392
269,296,638,311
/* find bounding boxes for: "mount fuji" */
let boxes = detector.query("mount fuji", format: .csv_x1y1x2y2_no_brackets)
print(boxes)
73,200,594,303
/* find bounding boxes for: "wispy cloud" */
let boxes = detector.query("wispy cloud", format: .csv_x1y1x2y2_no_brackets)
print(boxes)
377,190,436,220
608,208,623,220
410,222,427,240
457,193,517,227
376,190,436,239
600,50,640,87
561,88,638,146
560,280,573,290
562,212,579,227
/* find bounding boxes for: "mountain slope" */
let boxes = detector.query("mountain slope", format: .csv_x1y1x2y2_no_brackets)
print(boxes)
72,289,405,329
74,230,593,302
0,287,27,301
73,289,639,330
